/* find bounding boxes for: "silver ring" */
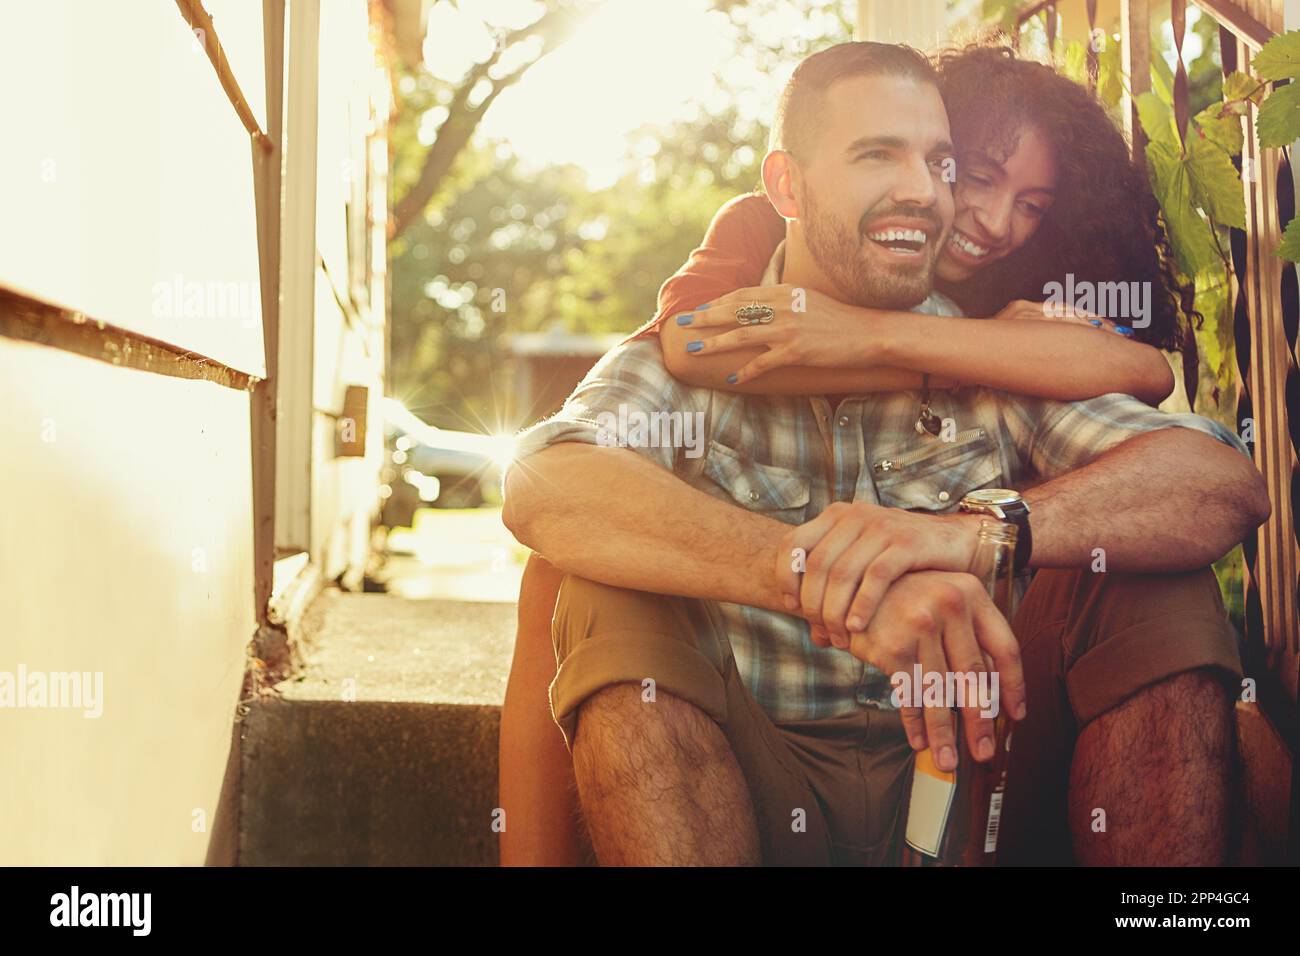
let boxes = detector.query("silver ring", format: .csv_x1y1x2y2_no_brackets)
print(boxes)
735,302,775,325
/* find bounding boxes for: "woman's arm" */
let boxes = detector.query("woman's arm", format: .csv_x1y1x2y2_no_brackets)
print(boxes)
652,196,1173,403
661,287,1175,405
650,193,936,391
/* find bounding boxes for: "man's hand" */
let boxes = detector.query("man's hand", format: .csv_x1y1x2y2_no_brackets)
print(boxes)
776,501,983,645
844,570,1027,772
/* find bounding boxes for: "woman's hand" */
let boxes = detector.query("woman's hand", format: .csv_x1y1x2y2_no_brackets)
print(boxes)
672,284,884,384
995,298,1134,337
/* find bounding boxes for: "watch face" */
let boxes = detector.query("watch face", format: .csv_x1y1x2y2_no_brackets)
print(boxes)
962,488,1022,507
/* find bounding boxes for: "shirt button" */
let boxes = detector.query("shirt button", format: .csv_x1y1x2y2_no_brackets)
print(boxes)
837,415,849,427
938,490,951,503
748,490,760,502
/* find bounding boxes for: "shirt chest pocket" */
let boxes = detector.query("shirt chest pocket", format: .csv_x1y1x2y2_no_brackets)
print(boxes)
871,428,1003,513
704,440,811,525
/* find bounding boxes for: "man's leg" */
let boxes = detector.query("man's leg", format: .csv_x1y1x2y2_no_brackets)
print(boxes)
1069,668,1236,865
572,683,760,865
549,573,833,866
998,566,1243,866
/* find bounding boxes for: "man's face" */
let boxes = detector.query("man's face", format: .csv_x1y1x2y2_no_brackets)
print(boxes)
794,74,955,309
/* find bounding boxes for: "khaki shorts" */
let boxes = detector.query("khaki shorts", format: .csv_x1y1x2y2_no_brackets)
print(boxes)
549,566,1243,866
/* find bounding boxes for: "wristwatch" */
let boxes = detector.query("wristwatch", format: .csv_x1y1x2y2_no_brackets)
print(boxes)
959,489,1032,572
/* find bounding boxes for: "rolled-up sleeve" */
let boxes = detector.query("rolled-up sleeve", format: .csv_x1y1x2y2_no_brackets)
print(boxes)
511,339,709,474
999,391,1248,480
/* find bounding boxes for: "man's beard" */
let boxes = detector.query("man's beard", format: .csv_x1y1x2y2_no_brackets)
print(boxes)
801,185,940,310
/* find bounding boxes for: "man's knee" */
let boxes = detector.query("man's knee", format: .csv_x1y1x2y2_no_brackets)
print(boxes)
574,682,727,763
1031,565,1243,727
571,683,737,796
1084,666,1235,757
549,577,731,751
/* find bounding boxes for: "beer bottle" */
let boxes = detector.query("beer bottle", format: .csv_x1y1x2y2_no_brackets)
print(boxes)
901,519,1018,866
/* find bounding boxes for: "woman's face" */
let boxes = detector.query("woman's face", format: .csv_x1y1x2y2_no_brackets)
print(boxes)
936,124,1058,283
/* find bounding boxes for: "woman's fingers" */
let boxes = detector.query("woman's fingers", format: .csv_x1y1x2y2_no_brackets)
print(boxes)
673,286,793,328
683,324,782,355
675,304,777,328
729,347,796,384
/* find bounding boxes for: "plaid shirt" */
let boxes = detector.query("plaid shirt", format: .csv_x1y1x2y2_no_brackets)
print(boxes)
513,244,1249,723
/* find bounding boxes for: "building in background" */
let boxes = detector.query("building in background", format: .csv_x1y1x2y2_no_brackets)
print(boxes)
0,0,406,864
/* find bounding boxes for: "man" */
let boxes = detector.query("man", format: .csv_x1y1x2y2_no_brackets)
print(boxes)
502,42,1270,866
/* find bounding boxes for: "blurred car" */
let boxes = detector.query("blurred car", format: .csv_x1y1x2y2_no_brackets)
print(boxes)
378,399,515,528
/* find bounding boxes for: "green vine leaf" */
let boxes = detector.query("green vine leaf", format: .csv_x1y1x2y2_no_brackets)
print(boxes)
1097,39,1123,109
1060,39,1088,85
1137,90,1179,145
1276,216,1300,261
1146,138,1222,276
1192,270,1235,406
1151,54,1175,106
1193,101,1243,155
1185,134,1246,229
1257,79,1300,148
1252,29,1300,82
1222,71,1265,109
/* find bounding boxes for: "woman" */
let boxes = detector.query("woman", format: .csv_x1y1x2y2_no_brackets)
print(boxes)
499,43,1195,865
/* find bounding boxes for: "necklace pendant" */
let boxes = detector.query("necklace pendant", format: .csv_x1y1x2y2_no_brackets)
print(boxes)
915,404,942,437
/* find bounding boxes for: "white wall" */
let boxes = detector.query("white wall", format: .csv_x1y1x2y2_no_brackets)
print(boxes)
0,1,266,376
0,340,254,865
0,0,391,863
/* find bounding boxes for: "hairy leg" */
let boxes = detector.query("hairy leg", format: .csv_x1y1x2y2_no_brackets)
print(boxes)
572,682,761,866
1069,668,1236,865
498,554,590,866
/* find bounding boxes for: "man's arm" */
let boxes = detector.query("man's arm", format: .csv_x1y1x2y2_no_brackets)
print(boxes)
785,426,1270,644
502,441,792,613
1008,391,1272,571
1024,426,1271,571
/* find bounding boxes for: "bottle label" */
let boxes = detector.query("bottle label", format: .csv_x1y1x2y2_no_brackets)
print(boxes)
904,748,956,858
983,790,1004,854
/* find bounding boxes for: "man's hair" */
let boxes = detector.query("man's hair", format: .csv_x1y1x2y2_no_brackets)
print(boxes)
771,41,938,161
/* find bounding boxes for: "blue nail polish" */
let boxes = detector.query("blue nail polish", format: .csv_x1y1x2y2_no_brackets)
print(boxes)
686,340,704,353
1088,318,1103,327
726,373,738,384
696,303,710,310
1114,325,1133,336
676,313,693,325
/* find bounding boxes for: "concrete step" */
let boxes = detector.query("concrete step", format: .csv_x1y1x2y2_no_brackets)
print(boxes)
239,589,515,866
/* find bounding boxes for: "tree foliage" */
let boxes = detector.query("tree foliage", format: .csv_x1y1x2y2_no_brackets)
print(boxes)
389,0,848,429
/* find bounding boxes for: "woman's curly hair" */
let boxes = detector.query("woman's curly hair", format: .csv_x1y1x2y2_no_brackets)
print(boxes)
931,43,1198,369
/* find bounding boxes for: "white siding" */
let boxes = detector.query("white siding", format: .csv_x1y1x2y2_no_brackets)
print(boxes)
0,1,266,376
0,339,254,865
